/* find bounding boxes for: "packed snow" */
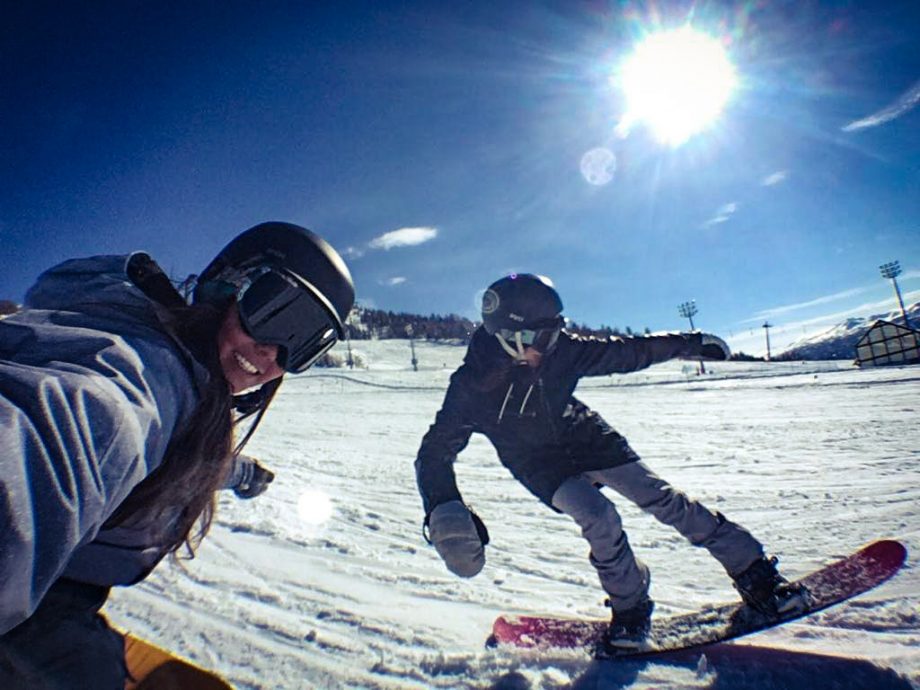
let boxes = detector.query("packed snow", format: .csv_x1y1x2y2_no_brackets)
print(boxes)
105,339,920,689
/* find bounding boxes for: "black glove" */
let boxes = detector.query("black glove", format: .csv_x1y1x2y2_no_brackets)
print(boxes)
697,333,731,360
234,459,275,499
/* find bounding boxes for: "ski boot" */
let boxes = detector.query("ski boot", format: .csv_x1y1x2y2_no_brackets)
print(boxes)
601,597,655,654
733,555,812,617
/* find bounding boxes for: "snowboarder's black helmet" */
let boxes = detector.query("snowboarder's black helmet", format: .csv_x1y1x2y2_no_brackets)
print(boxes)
481,273,563,335
195,221,355,373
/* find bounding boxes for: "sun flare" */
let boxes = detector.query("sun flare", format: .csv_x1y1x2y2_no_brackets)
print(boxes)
616,26,737,146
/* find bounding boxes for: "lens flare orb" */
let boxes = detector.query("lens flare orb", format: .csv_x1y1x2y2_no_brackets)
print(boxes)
580,147,617,186
297,489,334,526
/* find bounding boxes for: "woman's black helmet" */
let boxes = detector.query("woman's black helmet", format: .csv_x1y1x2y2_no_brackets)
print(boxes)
195,221,355,373
481,273,563,334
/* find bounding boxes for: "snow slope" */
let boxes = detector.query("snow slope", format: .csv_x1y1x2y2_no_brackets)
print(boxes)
105,340,920,689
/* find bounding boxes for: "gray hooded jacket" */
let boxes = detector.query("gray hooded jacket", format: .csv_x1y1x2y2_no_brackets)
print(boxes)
0,254,211,634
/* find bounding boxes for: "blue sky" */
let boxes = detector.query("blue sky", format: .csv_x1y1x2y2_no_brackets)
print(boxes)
2,1,918,355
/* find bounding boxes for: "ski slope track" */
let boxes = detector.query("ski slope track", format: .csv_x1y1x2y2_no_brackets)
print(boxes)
105,340,919,689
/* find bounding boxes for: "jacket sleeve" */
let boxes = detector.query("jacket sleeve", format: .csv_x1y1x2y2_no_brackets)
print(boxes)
414,370,475,515
0,325,193,634
0,368,169,632
562,331,703,377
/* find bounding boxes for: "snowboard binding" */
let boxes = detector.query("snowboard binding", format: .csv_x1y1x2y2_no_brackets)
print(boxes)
599,597,655,655
733,555,812,617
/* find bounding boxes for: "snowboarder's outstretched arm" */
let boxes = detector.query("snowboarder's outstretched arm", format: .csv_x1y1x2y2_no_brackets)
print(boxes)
560,331,730,377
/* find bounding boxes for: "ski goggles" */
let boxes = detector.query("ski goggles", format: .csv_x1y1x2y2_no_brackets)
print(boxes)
497,327,559,350
237,270,340,373
496,321,562,358
496,316,563,350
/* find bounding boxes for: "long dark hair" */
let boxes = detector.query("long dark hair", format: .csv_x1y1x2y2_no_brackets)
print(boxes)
105,298,272,558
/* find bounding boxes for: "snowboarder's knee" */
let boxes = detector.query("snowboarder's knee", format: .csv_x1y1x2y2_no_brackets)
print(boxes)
553,477,618,528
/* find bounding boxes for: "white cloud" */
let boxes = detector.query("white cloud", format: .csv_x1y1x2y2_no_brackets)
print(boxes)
747,270,920,323
368,226,438,250
747,286,873,322
771,289,920,331
383,277,407,286
761,170,788,186
702,201,738,227
842,78,920,132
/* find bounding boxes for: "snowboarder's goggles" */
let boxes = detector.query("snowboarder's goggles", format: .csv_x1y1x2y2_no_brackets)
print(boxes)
497,321,562,354
237,270,340,373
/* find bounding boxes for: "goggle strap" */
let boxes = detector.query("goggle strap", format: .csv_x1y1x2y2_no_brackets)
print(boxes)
496,333,526,360
515,332,525,357
496,333,519,358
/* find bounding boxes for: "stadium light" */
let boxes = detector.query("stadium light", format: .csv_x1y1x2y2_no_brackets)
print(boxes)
879,260,911,328
678,300,705,373
678,300,698,331
880,261,901,280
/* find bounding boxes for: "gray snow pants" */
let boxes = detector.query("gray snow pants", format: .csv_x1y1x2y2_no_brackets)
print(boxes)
551,460,764,612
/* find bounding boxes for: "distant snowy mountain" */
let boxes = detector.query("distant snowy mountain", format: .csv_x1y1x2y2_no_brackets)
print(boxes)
779,301,920,361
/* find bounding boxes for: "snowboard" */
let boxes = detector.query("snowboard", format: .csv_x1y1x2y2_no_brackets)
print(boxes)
488,539,907,659
123,632,234,689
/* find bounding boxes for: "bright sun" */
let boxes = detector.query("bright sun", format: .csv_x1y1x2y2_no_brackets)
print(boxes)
616,26,737,146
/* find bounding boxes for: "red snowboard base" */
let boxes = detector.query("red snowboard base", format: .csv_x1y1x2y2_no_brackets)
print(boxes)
488,539,907,659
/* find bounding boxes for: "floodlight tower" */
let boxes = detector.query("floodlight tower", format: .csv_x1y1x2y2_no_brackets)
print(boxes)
879,260,911,328
678,300,704,373
762,321,772,361
678,300,698,331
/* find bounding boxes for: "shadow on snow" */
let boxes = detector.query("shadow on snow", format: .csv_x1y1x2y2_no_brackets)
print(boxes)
488,643,912,690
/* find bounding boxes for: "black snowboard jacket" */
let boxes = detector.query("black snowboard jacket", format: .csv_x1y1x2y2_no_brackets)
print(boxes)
415,326,707,513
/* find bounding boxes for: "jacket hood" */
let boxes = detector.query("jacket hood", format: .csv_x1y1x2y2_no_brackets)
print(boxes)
26,254,157,316
24,253,212,391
